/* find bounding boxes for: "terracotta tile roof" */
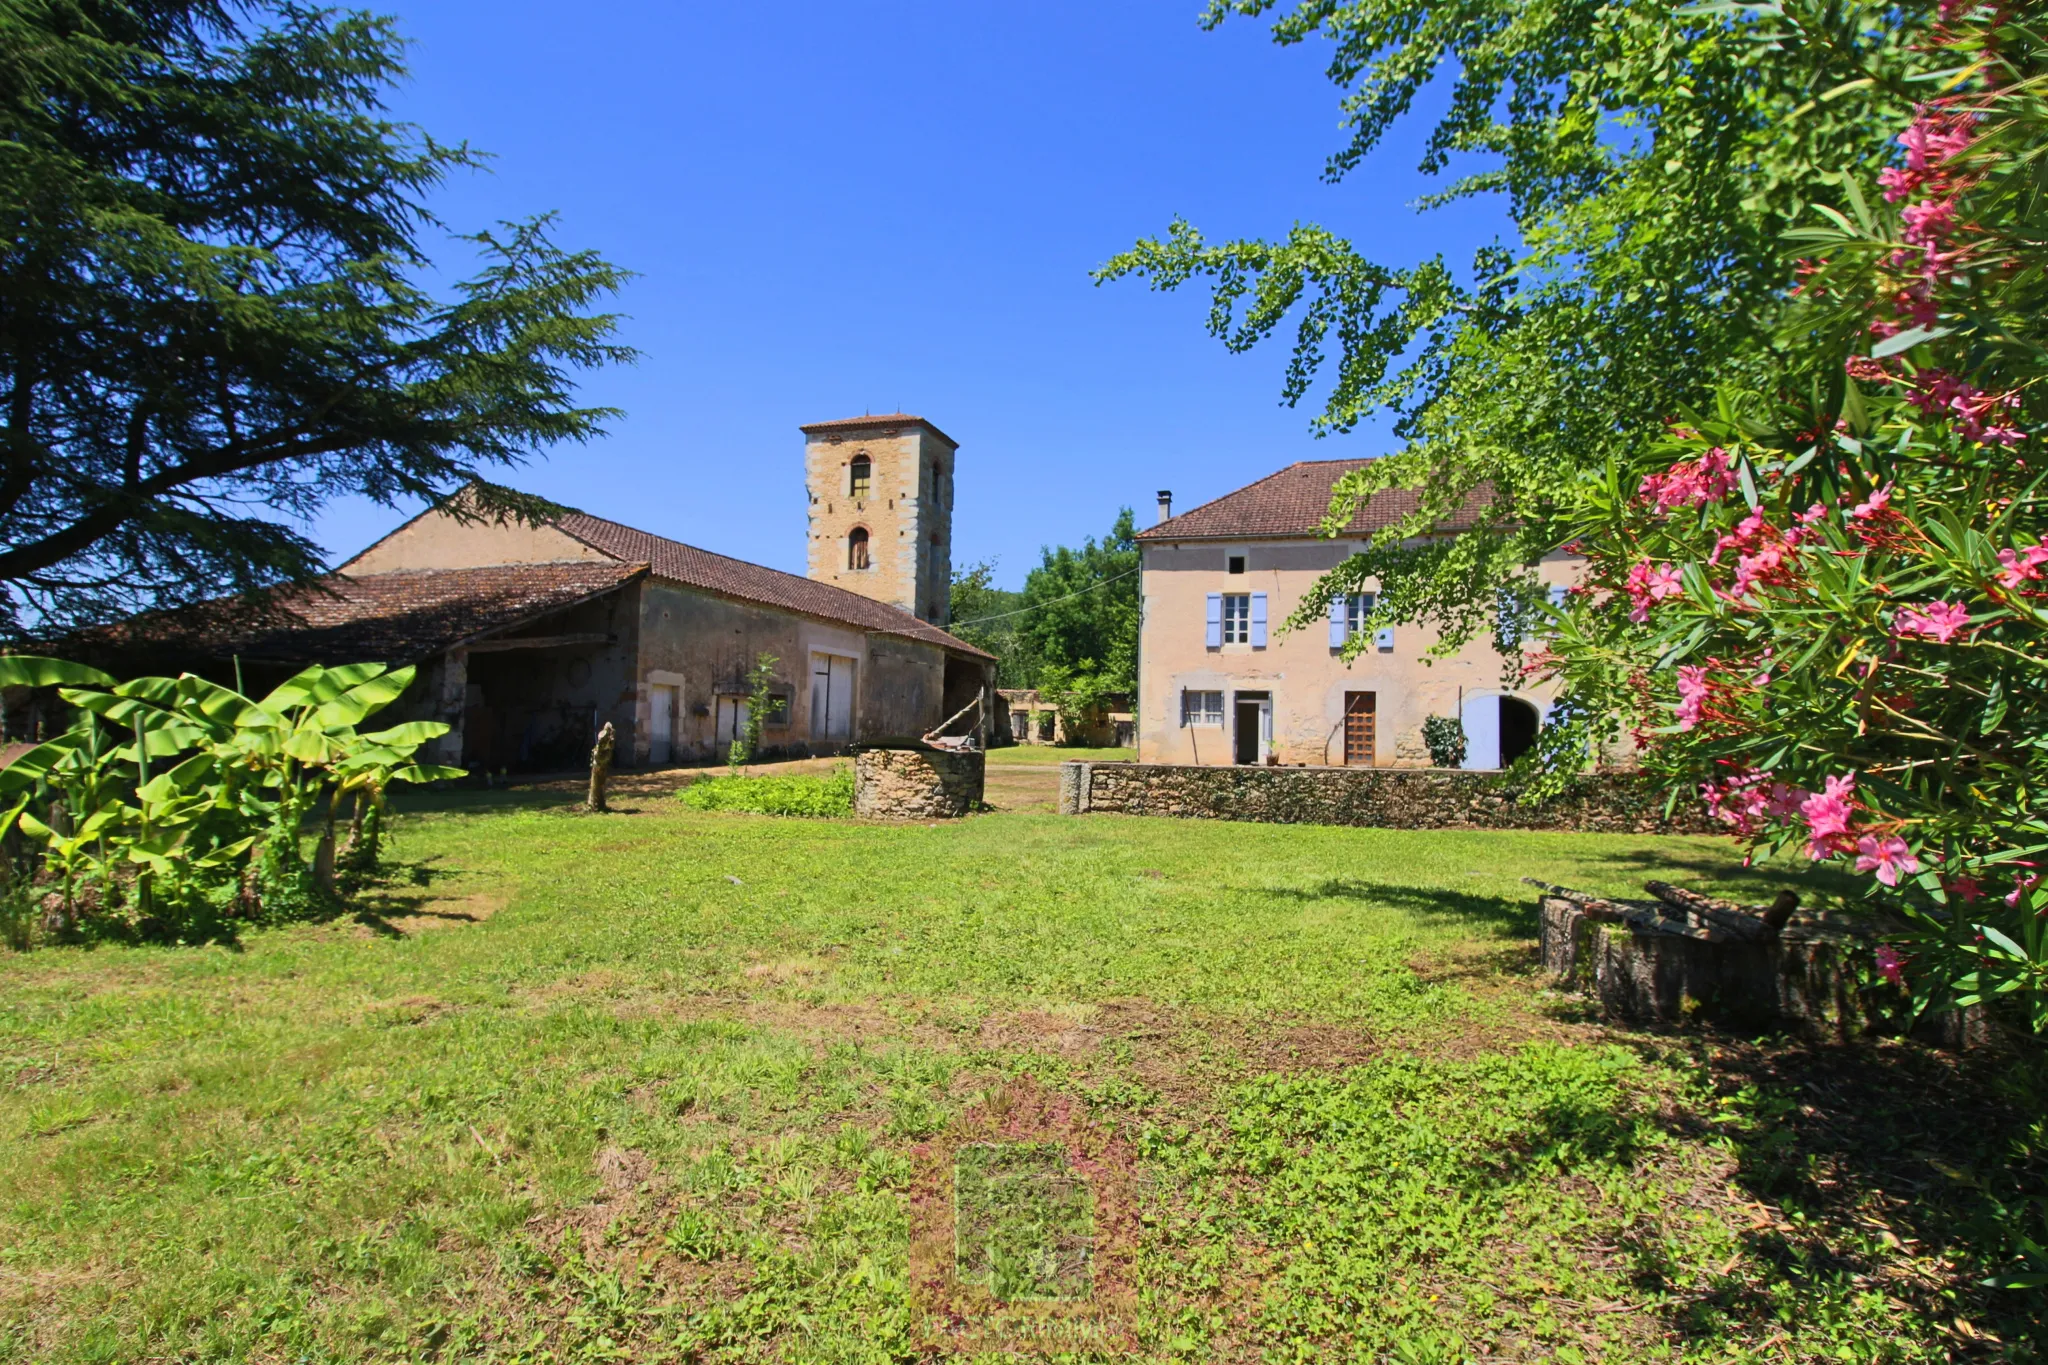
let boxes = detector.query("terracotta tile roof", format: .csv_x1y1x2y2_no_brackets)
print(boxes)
1138,459,1494,542
71,561,646,669
553,511,993,659
798,412,959,448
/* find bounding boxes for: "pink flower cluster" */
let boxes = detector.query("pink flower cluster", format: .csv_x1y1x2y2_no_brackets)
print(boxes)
1878,109,1974,204
1710,508,1809,603
1675,665,1711,731
1623,560,1684,623
1904,370,2025,446
1636,448,1735,513
1996,536,2048,590
1800,773,1859,860
1894,600,1971,644
1700,768,1806,836
1874,944,1906,986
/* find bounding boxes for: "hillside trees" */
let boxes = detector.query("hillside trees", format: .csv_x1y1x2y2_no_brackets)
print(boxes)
0,1,631,634
950,511,1141,711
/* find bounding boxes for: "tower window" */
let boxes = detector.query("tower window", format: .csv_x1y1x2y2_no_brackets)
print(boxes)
848,527,870,570
849,456,871,500
931,461,943,504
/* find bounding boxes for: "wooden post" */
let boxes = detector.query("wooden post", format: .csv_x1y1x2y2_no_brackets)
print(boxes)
587,721,616,812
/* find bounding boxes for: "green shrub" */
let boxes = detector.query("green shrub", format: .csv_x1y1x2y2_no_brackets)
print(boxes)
678,768,853,818
1420,714,1466,768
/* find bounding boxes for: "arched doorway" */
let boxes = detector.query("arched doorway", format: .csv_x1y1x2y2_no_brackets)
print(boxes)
1460,692,1544,769
1500,696,1540,767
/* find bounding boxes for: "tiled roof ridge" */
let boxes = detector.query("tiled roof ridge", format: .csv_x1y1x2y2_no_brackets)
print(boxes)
1138,458,1490,543
551,510,992,659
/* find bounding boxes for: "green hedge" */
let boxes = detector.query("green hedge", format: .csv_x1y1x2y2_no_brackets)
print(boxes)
677,768,854,818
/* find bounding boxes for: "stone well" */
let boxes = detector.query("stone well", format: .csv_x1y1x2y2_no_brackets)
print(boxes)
853,746,985,820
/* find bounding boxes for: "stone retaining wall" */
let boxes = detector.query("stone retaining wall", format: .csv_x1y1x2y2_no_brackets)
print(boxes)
854,747,985,820
1057,761,1720,834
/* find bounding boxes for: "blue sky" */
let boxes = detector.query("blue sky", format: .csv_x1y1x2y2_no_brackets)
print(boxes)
309,0,1514,589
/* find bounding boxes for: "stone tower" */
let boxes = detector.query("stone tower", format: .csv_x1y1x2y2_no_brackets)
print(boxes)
801,414,957,625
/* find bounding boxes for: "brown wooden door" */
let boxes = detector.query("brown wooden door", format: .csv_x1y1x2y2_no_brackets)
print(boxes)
1344,691,1376,766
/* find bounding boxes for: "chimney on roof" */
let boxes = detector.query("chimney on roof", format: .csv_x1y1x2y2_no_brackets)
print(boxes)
1156,490,1173,526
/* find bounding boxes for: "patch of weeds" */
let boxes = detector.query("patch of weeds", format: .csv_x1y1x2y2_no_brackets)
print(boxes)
678,768,854,817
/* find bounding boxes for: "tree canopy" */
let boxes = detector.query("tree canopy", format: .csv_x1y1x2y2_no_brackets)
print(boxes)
0,0,632,634
949,509,1140,703
1098,0,1941,653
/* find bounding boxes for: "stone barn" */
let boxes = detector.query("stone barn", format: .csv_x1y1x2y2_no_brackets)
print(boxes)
62,414,994,771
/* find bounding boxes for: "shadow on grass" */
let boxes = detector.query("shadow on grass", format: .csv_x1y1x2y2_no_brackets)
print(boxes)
1265,878,1537,937
1606,1031,2048,1351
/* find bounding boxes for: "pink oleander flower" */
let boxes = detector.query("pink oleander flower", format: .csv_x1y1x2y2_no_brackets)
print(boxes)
1901,199,1957,246
1850,484,1893,520
1675,665,1710,731
1874,944,1906,987
1996,538,2048,589
1638,448,1736,513
1899,114,1973,171
1855,835,1922,888
2006,873,2039,909
1945,875,1983,904
1895,601,1970,644
1800,773,1857,860
1797,503,1828,527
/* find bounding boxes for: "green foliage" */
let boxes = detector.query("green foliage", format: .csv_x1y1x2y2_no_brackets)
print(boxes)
727,653,779,771
1419,713,1466,768
0,656,459,943
1104,0,1938,658
1017,508,1139,693
679,767,854,818
1542,8,2048,1032
0,1,632,632
948,560,1039,688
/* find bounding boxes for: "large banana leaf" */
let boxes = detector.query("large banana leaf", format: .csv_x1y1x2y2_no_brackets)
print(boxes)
260,663,387,713
0,656,114,689
359,721,450,749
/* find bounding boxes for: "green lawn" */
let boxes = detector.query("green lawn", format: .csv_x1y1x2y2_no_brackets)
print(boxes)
986,745,1134,764
0,796,2034,1363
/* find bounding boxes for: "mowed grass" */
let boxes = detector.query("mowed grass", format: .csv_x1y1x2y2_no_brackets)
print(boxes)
0,794,2034,1363
984,745,1134,765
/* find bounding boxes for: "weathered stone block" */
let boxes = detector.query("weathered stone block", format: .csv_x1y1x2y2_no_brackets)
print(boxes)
854,747,985,820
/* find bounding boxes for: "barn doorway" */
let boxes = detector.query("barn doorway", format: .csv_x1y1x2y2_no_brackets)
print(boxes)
1233,691,1270,765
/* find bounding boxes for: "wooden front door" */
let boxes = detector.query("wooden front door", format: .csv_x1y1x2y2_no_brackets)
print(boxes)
1344,691,1376,766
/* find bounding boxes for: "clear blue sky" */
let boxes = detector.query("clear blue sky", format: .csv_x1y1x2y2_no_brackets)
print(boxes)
308,0,1513,589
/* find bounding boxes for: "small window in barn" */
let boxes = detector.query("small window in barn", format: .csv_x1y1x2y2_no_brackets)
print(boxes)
848,527,871,570
762,691,791,726
849,456,871,499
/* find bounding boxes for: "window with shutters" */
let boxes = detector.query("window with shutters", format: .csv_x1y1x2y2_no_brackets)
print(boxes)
1344,593,1377,637
1221,594,1251,644
1181,690,1224,726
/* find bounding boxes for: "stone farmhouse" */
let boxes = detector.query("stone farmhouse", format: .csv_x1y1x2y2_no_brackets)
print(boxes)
72,414,993,771
1135,461,1579,769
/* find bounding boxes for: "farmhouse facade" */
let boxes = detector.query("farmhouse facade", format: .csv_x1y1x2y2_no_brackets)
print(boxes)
1135,462,1578,769
73,415,993,770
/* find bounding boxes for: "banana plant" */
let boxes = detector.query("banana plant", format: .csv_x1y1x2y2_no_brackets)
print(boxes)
0,656,463,941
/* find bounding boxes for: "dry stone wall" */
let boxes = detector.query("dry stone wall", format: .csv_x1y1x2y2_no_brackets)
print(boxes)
854,747,985,820
1058,761,1721,835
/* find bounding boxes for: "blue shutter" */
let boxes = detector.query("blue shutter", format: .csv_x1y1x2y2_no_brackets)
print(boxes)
1205,593,1223,648
1548,584,1568,608
1250,593,1268,647
1328,595,1347,648
1374,626,1395,652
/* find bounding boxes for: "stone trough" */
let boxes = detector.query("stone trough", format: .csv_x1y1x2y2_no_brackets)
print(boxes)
1535,879,1984,1047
